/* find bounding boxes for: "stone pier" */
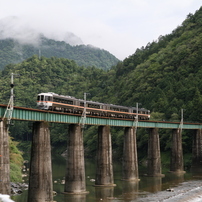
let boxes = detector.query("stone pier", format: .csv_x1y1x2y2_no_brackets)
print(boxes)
95,126,115,186
192,129,202,167
64,124,88,194
122,127,139,181
0,120,10,195
28,122,53,202
147,128,164,177
170,129,185,173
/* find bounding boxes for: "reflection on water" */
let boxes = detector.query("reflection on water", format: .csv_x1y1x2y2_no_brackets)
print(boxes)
144,177,162,193
122,181,139,200
191,166,202,178
95,187,114,201
11,155,202,202
63,194,87,202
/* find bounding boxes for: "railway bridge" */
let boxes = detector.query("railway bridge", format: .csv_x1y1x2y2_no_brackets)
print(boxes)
1,104,202,202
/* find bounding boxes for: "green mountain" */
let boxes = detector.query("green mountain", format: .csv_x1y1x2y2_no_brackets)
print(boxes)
0,36,119,71
106,6,202,122
0,56,108,110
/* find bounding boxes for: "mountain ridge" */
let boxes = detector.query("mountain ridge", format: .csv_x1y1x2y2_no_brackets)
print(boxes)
0,16,119,70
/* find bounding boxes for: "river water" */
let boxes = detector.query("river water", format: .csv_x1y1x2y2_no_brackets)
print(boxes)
11,155,202,202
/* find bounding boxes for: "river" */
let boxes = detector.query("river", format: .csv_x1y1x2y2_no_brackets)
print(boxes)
11,155,202,202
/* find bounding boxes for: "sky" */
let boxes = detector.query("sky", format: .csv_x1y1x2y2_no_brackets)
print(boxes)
0,0,201,60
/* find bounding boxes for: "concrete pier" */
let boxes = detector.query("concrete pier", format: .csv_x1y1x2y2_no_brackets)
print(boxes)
122,127,139,181
0,120,10,195
170,129,185,173
28,122,53,202
147,128,164,177
192,129,202,166
64,124,88,194
95,126,115,186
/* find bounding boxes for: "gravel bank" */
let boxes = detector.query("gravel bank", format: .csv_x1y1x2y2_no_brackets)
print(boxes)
135,180,202,202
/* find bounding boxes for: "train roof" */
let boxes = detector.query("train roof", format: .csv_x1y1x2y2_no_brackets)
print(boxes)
38,92,76,99
131,107,150,112
108,104,130,109
38,92,54,96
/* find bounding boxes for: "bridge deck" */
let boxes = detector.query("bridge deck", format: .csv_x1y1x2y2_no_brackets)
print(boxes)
0,104,201,129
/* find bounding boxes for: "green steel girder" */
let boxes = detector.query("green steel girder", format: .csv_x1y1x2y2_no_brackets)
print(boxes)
0,105,202,129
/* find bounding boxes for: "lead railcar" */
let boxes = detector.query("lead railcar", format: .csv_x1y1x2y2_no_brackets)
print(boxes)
37,92,150,120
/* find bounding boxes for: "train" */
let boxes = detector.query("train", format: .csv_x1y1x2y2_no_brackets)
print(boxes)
37,92,150,120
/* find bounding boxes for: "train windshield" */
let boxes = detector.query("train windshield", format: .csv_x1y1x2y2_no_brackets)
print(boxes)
37,95,44,101
37,95,52,101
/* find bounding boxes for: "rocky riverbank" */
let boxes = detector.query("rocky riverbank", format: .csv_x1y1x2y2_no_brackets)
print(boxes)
10,182,28,195
134,180,202,202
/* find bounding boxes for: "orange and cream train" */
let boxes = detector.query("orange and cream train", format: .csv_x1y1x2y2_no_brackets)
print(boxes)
37,92,150,120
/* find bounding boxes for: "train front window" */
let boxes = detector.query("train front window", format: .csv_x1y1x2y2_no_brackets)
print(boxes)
41,95,44,101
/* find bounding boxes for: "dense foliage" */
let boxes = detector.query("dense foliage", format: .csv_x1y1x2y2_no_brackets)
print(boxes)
0,36,119,71
0,56,110,155
9,138,23,182
108,7,202,123
1,6,202,169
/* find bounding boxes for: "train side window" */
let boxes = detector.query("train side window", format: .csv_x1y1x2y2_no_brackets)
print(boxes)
45,96,50,101
54,98,59,102
53,97,56,102
120,109,128,112
88,104,100,109
110,107,118,111
67,100,73,105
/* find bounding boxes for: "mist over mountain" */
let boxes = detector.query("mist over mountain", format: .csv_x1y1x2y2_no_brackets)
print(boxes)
0,16,119,70
0,16,83,46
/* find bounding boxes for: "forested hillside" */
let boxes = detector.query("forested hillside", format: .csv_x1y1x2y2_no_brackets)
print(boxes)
1,6,202,166
0,56,107,108
107,6,202,122
0,56,110,157
0,36,119,70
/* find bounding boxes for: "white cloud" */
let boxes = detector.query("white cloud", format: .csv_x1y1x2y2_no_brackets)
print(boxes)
0,0,201,59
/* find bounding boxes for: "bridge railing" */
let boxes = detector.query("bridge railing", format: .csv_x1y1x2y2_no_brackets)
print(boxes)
0,104,202,129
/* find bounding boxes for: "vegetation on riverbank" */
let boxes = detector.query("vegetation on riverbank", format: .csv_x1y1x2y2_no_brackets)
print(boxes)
9,138,23,182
